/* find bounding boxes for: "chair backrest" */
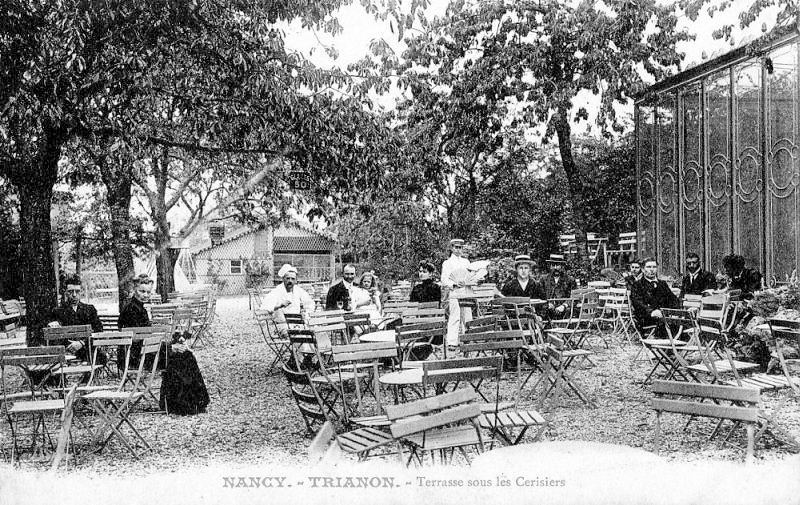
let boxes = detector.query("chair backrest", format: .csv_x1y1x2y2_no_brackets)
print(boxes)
122,325,171,342
459,330,525,356
42,325,92,345
698,294,729,322
651,380,760,423
421,356,501,405
767,318,800,393
465,315,499,334
385,388,482,439
0,346,67,400
401,307,445,323
282,364,329,426
396,320,446,361
130,335,164,393
618,232,637,251
682,294,703,310
97,313,119,332
331,341,397,419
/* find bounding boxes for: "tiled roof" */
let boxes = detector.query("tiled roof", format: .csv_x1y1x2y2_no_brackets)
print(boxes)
274,236,335,251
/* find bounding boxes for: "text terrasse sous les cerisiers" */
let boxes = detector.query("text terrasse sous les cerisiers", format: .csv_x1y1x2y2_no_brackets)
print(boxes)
222,475,567,489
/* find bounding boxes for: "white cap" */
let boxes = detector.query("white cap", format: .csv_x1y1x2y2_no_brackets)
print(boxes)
277,264,298,278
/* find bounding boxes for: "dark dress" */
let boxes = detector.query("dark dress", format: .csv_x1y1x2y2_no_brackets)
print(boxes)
501,278,544,299
409,279,442,304
118,296,151,371
325,281,351,310
729,268,762,300
49,302,105,363
679,269,716,298
159,343,210,415
630,277,679,337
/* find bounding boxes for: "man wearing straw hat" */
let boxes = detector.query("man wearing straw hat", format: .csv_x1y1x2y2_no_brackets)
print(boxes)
441,238,472,348
541,253,577,317
261,264,314,337
501,254,545,299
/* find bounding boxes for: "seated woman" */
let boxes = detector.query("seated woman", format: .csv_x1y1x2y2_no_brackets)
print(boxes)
352,271,383,326
409,261,442,304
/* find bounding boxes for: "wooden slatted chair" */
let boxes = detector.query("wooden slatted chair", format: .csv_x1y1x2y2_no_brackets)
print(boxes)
639,308,701,386
282,364,333,434
1,346,67,463
537,334,596,411
396,320,447,365
254,310,291,372
683,317,759,383
651,380,760,462
385,388,485,466
760,318,800,394
401,307,446,325
97,313,119,332
331,341,397,427
84,335,162,458
42,325,101,383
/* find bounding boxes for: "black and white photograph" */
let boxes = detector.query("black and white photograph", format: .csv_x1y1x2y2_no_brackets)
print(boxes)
0,1,799,503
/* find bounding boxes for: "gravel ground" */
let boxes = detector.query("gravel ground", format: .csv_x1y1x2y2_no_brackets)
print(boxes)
1,295,799,475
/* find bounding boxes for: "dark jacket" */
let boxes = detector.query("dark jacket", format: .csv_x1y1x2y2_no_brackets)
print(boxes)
409,279,442,304
630,276,679,328
118,297,151,370
679,269,716,298
541,273,577,300
501,278,545,299
729,268,762,300
325,281,351,310
49,302,103,362
624,273,643,289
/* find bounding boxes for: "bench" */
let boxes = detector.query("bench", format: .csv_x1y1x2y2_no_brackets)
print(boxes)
651,380,760,462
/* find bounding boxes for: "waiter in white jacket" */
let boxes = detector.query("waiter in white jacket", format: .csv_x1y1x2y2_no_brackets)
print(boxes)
441,238,472,348
260,264,314,337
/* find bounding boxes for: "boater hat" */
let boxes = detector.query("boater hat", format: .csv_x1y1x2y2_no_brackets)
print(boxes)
514,254,533,267
449,238,465,247
546,253,566,264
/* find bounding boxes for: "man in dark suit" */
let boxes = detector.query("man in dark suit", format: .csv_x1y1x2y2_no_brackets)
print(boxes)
679,252,716,298
47,274,104,363
630,257,679,338
541,254,577,318
501,254,544,299
325,264,356,310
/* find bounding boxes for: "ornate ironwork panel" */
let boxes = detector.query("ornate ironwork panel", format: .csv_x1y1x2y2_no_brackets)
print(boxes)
766,44,800,281
681,85,704,262
734,62,764,271
638,105,657,259
657,94,679,276
705,71,733,274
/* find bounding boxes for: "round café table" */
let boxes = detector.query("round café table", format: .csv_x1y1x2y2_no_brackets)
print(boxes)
358,330,397,344
471,440,662,474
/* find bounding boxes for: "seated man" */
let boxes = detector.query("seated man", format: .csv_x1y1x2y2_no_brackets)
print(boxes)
410,261,442,304
501,254,544,299
679,252,716,298
722,254,762,300
623,259,643,289
541,254,577,319
325,264,356,311
630,257,679,338
48,273,105,364
261,264,314,337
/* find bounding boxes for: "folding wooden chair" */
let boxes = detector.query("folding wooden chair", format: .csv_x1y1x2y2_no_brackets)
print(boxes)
97,314,119,332
282,364,333,434
465,315,500,334
683,317,759,384
331,341,397,427
42,325,100,383
536,334,596,411
401,307,446,326
760,318,800,394
1,346,67,463
254,310,291,372
385,388,485,466
396,320,447,365
84,335,162,458
639,309,700,385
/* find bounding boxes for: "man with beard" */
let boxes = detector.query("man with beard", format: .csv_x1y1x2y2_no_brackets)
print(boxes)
261,264,315,337
541,254,577,318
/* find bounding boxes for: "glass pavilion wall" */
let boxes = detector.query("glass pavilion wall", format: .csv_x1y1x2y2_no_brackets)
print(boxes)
636,34,800,282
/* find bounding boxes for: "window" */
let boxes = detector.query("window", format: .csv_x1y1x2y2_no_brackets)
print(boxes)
230,260,242,274
210,225,225,246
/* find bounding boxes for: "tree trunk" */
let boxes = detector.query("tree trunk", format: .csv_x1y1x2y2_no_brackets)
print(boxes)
553,108,589,266
74,228,83,276
156,245,180,301
101,160,136,313
11,153,61,346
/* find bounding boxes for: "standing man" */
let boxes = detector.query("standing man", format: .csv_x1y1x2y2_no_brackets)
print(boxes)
501,254,545,299
630,257,679,338
441,238,472,348
541,254,577,317
679,252,716,298
261,264,314,337
48,273,103,363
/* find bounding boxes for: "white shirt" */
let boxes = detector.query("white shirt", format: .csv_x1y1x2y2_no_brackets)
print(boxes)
351,286,383,324
441,254,471,300
260,284,314,321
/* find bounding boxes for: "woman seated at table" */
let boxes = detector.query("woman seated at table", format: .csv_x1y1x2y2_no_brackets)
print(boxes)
353,271,383,325
409,261,442,304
